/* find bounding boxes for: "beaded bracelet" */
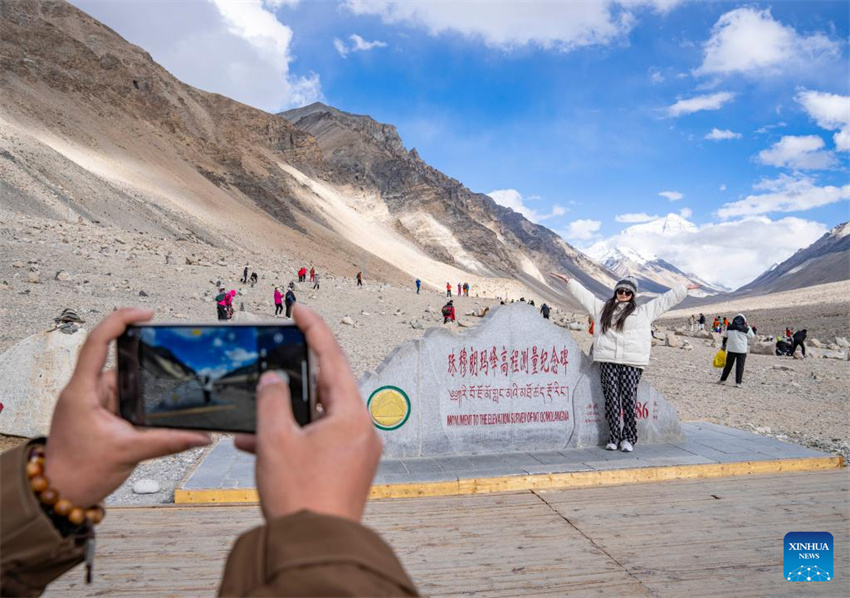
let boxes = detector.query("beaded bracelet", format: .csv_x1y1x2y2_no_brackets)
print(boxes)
26,446,105,527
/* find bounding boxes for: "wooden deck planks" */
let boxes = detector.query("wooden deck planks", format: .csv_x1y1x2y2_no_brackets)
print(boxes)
43,470,848,598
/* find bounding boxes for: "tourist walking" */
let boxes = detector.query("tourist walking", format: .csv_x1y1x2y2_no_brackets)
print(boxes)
225,290,237,320
242,264,250,284
356,271,363,287
540,303,551,319
442,300,455,324
550,272,699,452
718,314,755,387
463,282,469,296
313,272,320,290
698,313,706,331
273,286,283,316
446,283,452,297
298,267,307,283
309,267,315,283
790,329,807,358
415,278,421,294
457,282,462,296
284,288,296,318
216,287,228,321
689,314,695,332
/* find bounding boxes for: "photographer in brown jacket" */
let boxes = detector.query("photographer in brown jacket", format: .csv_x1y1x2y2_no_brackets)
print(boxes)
1,307,418,597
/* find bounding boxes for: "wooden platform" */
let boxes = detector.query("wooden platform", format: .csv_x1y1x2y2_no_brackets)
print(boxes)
45,469,848,597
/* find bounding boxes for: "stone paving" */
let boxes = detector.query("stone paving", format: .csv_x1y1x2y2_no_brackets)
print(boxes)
180,421,835,492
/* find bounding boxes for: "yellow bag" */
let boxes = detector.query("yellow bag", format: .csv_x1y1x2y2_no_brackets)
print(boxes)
713,349,727,368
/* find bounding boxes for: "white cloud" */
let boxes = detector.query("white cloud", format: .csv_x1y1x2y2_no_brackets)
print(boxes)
649,68,664,84
756,135,837,170
343,1,685,51
586,212,828,289
755,122,787,134
719,184,727,191
716,174,850,219
564,219,602,241
795,90,850,152
70,0,321,112
487,189,565,223
667,92,735,117
695,7,840,77
705,128,742,141
658,190,683,201
334,33,388,57
678,207,692,219
615,212,659,223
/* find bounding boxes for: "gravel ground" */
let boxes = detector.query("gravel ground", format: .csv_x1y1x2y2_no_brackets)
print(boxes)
1,211,846,505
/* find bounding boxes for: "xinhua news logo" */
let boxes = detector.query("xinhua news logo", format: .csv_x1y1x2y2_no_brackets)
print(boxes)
784,532,833,582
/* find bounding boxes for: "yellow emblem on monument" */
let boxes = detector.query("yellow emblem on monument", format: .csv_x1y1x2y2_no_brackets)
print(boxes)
367,386,411,430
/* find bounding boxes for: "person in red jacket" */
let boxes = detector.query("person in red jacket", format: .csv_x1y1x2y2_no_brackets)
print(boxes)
445,282,452,297
442,300,455,324
297,267,307,282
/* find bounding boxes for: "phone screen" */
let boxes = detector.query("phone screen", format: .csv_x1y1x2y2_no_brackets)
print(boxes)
118,324,311,433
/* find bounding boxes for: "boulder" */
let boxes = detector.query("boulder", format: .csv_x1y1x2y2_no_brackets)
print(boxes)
821,349,848,360
410,320,425,330
54,271,71,281
680,340,693,351
836,337,850,349
664,331,678,348
694,330,713,339
132,479,160,494
809,338,823,348
457,320,471,328
11,261,26,269
27,273,40,284
341,317,355,326
0,328,88,437
750,342,775,355
568,322,583,331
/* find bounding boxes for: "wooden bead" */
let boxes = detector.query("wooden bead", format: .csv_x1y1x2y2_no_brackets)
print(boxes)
68,508,85,526
85,507,105,525
25,461,43,477
39,488,59,506
54,499,73,516
30,476,48,493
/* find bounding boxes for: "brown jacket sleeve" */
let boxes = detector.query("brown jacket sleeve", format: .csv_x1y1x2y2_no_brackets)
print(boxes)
1,440,86,597
218,510,419,597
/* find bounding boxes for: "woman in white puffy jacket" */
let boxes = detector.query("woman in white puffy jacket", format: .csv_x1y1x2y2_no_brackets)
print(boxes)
550,272,699,452
718,313,755,387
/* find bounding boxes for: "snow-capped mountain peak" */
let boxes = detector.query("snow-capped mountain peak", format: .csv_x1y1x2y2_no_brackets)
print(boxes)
623,213,699,237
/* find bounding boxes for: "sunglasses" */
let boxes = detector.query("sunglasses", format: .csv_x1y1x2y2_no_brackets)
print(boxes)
616,289,633,297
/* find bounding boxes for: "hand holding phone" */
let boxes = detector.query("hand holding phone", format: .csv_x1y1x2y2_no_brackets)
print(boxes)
234,305,382,524
43,309,211,508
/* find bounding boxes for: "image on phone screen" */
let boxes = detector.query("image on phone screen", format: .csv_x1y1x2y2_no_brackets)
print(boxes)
119,325,310,433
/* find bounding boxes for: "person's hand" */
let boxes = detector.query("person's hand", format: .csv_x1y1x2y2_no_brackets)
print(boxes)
686,283,702,290
235,305,381,523
549,272,570,284
44,309,211,507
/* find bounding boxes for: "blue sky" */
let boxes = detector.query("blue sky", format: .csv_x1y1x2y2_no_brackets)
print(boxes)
71,1,849,288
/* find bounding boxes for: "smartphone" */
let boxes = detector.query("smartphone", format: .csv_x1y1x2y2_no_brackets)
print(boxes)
117,323,316,433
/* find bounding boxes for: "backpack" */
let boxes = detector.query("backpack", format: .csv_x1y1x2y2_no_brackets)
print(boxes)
215,293,226,302
441,306,451,316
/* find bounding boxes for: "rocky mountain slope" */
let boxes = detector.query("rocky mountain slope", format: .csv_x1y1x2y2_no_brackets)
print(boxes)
735,222,849,296
0,1,620,313
280,103,617,301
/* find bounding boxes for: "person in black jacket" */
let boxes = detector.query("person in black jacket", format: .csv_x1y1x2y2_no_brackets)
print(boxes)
284,288,296,319
790,329,807,358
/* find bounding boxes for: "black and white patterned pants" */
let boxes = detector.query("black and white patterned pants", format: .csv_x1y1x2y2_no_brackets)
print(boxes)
600,362,643,445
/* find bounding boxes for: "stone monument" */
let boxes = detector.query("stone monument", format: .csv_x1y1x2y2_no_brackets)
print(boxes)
0,328,88,438
359,303,683,458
